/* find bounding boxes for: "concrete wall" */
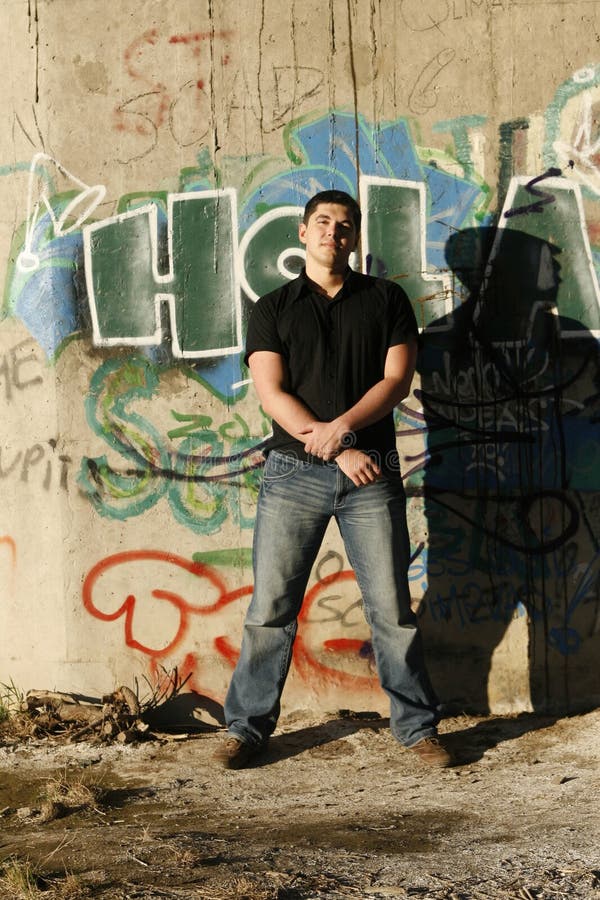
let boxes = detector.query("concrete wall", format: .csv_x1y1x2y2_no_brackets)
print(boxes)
1,0,600,718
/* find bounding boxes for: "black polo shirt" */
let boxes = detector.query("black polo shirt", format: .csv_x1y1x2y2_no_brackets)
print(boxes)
245,268,418,465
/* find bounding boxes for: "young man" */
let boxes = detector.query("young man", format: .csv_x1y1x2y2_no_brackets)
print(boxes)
214,189,452,768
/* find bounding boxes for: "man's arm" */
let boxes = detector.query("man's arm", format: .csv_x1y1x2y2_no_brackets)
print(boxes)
248,350,318,440
301,340,418,460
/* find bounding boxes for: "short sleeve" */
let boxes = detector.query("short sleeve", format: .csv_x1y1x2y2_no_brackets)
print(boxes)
243,294,284,366
388,283,419,346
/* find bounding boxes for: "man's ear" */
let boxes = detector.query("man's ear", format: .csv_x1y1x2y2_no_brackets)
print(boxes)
298,222,307,245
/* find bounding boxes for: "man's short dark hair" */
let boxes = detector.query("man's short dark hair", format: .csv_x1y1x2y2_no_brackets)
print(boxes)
303,190,362,232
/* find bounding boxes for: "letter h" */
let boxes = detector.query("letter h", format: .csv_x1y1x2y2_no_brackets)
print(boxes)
83,190,242,359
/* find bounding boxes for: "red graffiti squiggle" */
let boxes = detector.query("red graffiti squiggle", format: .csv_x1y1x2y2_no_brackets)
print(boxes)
0,536,17,569
213,635,240,667
82,549,249,658
323,638,371,655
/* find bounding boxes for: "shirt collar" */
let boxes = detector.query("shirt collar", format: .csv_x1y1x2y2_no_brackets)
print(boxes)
290,267,360,301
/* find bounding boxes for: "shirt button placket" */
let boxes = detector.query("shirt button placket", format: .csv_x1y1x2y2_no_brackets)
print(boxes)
327,306,337,409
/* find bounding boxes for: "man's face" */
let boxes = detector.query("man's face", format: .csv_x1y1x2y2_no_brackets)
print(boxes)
299,203,358,271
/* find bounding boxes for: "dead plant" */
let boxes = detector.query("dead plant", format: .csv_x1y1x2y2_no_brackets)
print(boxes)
5,666,192,747
0,856,42,899
0,680,39,744
0,855,91,899
133,665,192,713
38,769,105,823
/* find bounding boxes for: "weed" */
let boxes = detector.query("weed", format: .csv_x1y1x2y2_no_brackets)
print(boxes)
134,665,192,713
0,680,35,743
0,856,42,899
38,770,104,823
0,855,90,899
0,678,24,721
48,872,89,899
44,772,103,810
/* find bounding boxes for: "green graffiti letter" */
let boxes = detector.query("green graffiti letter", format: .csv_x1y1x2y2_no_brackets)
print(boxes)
83,190,242,358
239,205,304,302
359,177,451,330
500,176,600,334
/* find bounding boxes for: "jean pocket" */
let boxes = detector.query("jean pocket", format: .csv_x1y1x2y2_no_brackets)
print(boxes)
263,451,302,482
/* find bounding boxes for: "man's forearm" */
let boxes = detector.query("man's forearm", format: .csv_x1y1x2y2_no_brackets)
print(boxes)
301,376,408,458
259,387,318,441
263,376,409,460
302,340,417,459
338,340,417,436
335,374,412,434
249,351,320,442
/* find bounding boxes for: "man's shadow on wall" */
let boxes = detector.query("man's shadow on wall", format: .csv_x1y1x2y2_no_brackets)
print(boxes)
417,225,600,717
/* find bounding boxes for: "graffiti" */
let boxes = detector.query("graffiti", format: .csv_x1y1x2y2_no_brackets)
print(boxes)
411,494,599,660
411,167,600,680
112,33,322,157
83,190,243,360
497,118,530,204
495,176,600,335
269,67,325,130
360,176,451,329
0,339,44,403
83,516,592,716
450,0,511,18
78,111,483,364
400,0,450,31
114,28,233,162
419,345,586,485
16,153,105,274
504,168,563,219
400,0,510,31
0,440,71,491
433,115,487,180
545,65,600,198
408,49,456,115
78,357,267,531
82,549,249,659
553,87,600,196
303,551,364,628
0,111,500,370
295,569,377,688
7,111,600,377
424,581,525,628
3,155,105,360
82,549,380,693
0,536,16,569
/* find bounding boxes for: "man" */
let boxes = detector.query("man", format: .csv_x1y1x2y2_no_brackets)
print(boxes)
214,189,452,768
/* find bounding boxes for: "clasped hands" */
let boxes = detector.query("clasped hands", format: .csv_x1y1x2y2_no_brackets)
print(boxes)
299,420,380,487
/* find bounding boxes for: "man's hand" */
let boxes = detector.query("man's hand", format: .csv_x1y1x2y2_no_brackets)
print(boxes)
335,449,381,486
299,420,354,460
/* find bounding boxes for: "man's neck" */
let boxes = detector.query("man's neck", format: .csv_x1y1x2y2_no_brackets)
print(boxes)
305,263,349,298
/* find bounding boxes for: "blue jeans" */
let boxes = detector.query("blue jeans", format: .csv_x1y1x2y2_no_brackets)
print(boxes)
224,451,440,748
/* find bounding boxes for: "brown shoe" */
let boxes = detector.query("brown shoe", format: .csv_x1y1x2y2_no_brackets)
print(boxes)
408,736,453,767
213,736,261,769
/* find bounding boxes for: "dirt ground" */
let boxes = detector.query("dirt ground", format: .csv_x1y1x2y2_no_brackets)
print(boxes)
1,706,599,899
